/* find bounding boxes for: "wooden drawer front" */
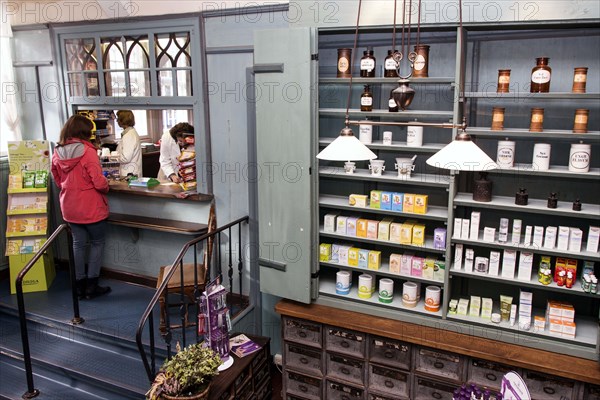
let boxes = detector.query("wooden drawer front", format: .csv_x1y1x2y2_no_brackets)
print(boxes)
523,370,581,400
216,387,234,400
285,342,323,376
252,359,270,388
369,336,411,370
286,395,312,400
234,366,251,391
584,384,600,400
326,380,366,400
468,358,515,391
414,347,465,383
368,393,402,400
251,346,268,370
285,370,322,400
284,317,322,348
412,374,456,400
235,377,254,400
326,327,366,358
327,353,366,386
367,364,410,399
255,375,271,400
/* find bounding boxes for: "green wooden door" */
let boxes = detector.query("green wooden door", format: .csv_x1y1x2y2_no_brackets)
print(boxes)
254,27,317,303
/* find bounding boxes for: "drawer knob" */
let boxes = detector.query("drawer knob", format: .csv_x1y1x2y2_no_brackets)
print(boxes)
299,331,307,338
341,341,350,348
434,361,444,369
384,350,394,359
485,373,498,381
543,387,556,395
432,392,443,399
341,367,350,375
385,380,395,388
300,357,308,364
299,385,308,393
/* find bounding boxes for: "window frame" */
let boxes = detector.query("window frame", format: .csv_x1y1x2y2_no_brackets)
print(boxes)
51,16,212,194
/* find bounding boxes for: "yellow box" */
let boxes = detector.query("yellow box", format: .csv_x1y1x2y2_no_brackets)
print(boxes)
400,222,414,245
9,253,55,294
414,194,429,214
370,190,382,209
378,218,393,241
412,224,426,246
367,220,379,239
368,250,381,270
422,258,435,280
348,247,360,267
356,219,368,238
390,223,403,243
319,243,332,262
349,194,368,207
403,194,415,214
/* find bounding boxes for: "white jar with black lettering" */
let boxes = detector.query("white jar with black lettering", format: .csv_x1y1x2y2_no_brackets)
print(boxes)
569,143,591,172
496,140,515,168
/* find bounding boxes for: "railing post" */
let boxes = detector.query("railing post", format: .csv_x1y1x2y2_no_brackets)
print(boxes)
66,225,84,325
16,282,39,399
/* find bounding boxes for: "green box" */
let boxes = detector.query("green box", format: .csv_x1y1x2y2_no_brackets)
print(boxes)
9,253,55,294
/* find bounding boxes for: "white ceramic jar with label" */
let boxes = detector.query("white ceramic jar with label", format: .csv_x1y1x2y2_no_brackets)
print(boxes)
496,140,515,168
569,143,591,172
532,143,551,171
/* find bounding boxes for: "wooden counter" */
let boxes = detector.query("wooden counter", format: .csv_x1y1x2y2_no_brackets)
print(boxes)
108,180,213,201
275,299,600,385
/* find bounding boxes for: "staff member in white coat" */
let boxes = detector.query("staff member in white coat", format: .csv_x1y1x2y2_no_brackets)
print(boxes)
116,110,142,177
158,122,194,183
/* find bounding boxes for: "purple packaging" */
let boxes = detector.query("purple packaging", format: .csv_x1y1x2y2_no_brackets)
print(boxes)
434,227,447,250
380,191,393,210
392,193,404,211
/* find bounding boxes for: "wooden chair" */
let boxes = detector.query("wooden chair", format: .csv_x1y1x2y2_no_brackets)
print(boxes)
157,201,216,334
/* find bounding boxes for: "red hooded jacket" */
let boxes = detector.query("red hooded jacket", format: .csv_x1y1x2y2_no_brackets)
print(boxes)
51,139,109,224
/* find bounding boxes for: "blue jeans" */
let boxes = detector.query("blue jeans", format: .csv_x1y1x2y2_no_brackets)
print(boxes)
69,220,107,280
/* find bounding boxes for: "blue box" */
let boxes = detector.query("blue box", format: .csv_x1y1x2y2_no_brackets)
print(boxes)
392,193,404,211
381,192,392,210
358,249,369,269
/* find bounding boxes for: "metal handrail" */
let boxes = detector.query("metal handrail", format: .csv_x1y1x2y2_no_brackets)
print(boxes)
15,223,84,399
135,216,249,381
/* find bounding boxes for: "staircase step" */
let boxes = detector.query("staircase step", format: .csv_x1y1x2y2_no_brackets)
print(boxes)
0,313,153,398
0,353,136,400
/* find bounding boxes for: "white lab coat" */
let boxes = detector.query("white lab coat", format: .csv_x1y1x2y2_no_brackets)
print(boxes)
157,131,181,181
117,127,142,177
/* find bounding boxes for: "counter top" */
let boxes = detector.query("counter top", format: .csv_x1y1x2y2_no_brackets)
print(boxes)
108,180,213,201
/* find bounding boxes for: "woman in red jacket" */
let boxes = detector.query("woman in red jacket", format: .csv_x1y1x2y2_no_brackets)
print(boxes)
51,115,111,299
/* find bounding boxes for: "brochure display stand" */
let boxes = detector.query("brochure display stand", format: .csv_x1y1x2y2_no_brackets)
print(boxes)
5,141,55,294
198,277,233,371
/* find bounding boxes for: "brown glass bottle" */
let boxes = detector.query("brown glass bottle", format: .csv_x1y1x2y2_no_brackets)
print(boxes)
491,107,505,131
530,57,551,93
573,109,589,133
572,67,588,93
412,45,430,78
384,50,399,78
529,108,544,132
388,90,398,112
497,69,511,93
360,48,376,78
361,85,373,111
337,48,352,78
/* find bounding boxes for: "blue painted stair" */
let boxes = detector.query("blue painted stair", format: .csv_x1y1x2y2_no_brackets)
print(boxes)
0,272,169,400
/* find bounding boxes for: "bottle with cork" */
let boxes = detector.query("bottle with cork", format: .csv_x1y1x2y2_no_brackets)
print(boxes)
360,47,376,78
361,85,373,112
530,57,551,93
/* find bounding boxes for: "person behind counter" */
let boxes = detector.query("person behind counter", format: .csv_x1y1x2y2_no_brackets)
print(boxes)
158,122,194,183
116,110,142,177
51,115,111,299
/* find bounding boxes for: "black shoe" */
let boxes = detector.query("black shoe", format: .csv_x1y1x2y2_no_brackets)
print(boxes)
85,277,111,299
76,279,87,299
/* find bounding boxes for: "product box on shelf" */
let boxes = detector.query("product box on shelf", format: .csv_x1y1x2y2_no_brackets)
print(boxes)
357,219,368,238
557,226,570,251
331,244,340,263
461,219,470,240
403,194,415,213
414,194,428,214
464,248,475,273
469,296,481,317
320,243,332,262
324,213,339,233
349,194,368,208
453,218,462,239
366,220,379,239
347,217,358,237
433,228,446,250
339,246,350,265
523,226,533,247
454,244,464,270
337,216,348,235
511,219,522,245
370,190,381,209
378,218,393,241
543,226,557,249
533,226,544,248
349,247,360,267
501,250,517,278
412,224,426,246
483,227,495,243
481,298,493,319
434,260,445,282
368,251,381,270
423,258,435,280
470,211,480,240
401,254,413,276
381,192,392,211
389,253,402,274
489,251,501,276
392,193,404,211
569,228,583,252
390,223,402,243
411,257,423,277
457,298,469,315
400,222,414,245
358,249,369,269
587,226,600,253
517,252,534,281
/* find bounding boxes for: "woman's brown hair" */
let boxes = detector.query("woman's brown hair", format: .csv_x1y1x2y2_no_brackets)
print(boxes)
117,110,135,127
58,115,94,146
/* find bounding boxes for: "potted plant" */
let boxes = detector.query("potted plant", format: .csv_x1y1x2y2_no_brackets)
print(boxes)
146,342,221,400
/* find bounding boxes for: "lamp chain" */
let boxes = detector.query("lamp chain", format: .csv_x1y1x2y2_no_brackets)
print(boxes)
344,0,363,125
